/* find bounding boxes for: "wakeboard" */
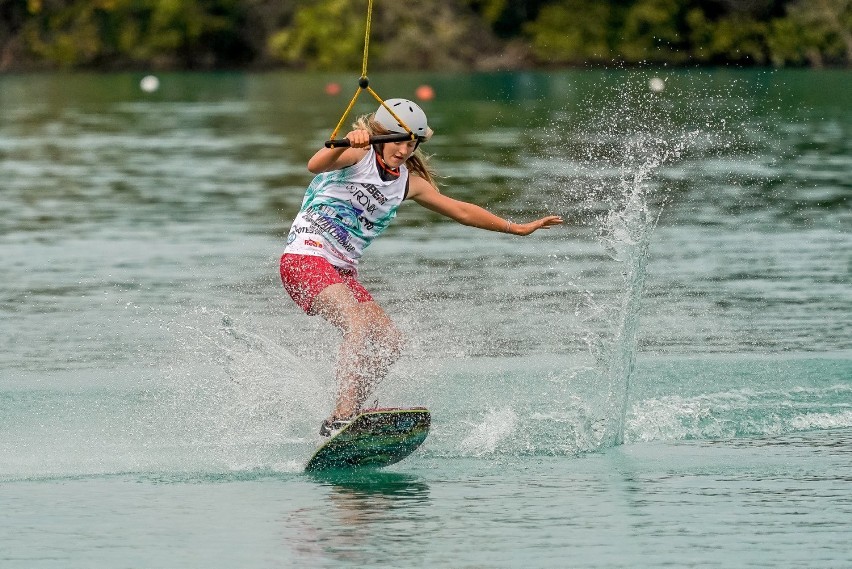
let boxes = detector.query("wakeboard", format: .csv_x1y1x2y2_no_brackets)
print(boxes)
305,407,430,472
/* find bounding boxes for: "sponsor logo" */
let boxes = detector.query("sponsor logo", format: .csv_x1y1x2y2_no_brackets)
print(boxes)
359,183,388,205
360,216,375,231
351,189,378,214
346,182,389,217
305,208,357,254
292,226,321,235
304,239,323,248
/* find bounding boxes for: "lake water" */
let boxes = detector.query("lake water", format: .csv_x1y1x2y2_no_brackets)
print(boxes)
1,69,850,568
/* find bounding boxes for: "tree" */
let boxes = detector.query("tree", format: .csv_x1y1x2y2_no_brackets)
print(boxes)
785,0,852,66
267,0,499,71
22,0,108,67
16,0,250,69
1,0,849,70
617,0,690,63
525,0,614,64
266,0,365,70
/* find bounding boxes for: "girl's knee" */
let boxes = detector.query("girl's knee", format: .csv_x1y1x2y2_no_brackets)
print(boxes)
380,323,405,358
352,303,404,358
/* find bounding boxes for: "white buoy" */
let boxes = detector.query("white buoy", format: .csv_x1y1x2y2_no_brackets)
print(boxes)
649,77,665,93
140,75,160,93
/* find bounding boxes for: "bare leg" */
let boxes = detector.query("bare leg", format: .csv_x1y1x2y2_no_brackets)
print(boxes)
311,284,403,420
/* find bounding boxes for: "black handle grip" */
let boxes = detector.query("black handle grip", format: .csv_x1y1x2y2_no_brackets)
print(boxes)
324,133,418,148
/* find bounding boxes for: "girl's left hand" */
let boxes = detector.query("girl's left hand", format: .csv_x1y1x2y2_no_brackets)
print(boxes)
510,215,564,235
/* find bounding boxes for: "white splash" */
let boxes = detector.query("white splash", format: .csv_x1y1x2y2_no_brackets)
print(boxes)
460,407,518,456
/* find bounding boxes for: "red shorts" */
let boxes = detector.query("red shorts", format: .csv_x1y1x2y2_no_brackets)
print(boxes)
279,253,373,315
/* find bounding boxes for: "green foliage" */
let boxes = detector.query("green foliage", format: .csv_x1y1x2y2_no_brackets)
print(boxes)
266,0,498,71
466,0,509,25
525,1,614,63
464,0,550,37
711,17,769,64
784,0,852,66
524,0,851,67
370,0,499,70
267,0,365,70
23,0,106,66
15,0,249,69
1,0,849,70
618,0,689,63
765,16,809,66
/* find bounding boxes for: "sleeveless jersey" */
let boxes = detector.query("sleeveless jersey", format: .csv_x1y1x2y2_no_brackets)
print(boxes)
284,147,408,270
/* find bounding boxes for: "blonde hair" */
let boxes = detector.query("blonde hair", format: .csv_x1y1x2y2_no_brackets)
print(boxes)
353,114,439,190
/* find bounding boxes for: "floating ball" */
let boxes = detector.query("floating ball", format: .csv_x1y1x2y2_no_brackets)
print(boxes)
324,82,341,96
415,84,435,101
140,75,159,93
649,77,665,93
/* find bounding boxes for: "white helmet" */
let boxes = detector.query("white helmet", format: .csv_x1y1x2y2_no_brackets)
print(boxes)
374,98,429,139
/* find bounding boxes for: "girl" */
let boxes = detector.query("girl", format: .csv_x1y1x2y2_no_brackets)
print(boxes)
280,98,563,436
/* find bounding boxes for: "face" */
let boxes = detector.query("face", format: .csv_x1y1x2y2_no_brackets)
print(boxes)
380,139,418,168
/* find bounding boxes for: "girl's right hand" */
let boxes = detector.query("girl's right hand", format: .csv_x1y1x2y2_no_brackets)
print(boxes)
345,129,371,148
308,130,371,173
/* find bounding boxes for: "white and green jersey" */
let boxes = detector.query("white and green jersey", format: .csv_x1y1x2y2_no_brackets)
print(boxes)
285,147,409,270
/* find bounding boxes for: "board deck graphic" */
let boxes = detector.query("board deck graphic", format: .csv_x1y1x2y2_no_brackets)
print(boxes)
305,408,430,472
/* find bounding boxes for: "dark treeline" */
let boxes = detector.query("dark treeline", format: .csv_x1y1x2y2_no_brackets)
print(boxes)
1,0,849,71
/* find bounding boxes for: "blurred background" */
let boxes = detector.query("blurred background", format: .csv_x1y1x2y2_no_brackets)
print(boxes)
1,0,850,72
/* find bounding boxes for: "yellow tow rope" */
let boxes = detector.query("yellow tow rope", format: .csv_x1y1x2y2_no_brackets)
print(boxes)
327,0,416,146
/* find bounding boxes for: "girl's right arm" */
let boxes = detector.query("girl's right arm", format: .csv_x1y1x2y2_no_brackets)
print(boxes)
307,129,371,173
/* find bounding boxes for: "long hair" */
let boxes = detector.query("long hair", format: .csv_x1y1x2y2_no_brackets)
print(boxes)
353,114,439,190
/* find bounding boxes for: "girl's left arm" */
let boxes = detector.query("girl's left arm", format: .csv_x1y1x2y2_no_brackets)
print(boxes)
407,176,563,236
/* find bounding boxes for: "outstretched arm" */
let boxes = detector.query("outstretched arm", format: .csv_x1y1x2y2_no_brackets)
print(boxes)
407,175,563,235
